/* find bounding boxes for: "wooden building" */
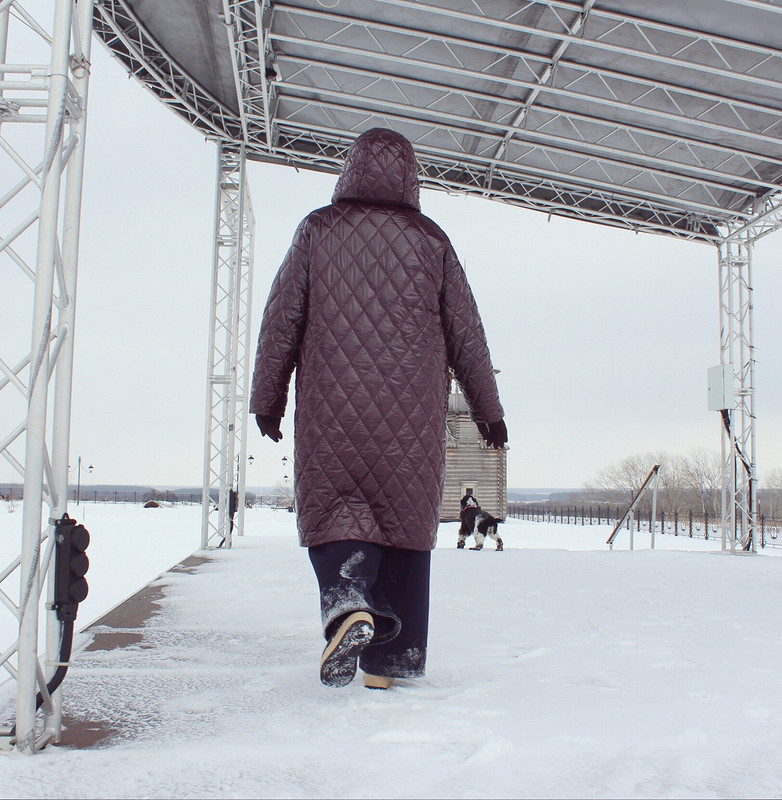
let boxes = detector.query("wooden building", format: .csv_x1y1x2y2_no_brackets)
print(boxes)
441,381,507,522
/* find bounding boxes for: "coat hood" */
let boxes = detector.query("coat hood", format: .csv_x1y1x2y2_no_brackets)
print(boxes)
332,128,421,210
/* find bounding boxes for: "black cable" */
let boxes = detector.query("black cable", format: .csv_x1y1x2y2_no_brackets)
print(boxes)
8,619,74,740
721,409,754,550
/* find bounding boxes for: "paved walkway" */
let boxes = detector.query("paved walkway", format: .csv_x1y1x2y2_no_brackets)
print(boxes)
60,554,213,748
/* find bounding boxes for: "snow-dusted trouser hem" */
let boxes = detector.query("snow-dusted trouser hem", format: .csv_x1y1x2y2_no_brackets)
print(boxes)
308,540,430,677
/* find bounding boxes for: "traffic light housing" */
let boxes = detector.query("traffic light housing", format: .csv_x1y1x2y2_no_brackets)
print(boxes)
54,516,90,623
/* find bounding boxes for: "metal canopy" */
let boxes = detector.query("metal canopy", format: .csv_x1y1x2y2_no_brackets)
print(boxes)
92,0,782,244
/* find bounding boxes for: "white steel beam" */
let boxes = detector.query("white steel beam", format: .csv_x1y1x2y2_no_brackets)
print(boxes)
717,230,757,552
274,80,761,215
488,0,598,171
278,53,782,190
91,0,782,243
723,194,782,244
269,15,782,154
223,0,275,150
93,0,242,142
269,120,727,243
0,0,94,754
276,91,740,218
201,142,255,550
363,0,782,94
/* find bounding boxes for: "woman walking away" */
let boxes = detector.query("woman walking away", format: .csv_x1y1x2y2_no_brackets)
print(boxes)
250,127,507,689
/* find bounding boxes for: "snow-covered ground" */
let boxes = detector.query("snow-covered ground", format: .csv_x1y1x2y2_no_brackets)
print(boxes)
3,505,782,798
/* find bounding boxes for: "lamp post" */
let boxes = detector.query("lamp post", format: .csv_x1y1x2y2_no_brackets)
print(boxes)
74,456,93,506
281,455,294,511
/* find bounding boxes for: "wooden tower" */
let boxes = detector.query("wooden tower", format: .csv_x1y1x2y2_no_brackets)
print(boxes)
442,379,507,522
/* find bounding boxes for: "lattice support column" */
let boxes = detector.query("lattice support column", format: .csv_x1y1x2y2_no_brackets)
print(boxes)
717,230,757,552
0,0,94,753
201,142,255,550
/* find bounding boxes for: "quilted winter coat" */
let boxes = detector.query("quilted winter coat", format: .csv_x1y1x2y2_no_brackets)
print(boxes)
250,128,504,551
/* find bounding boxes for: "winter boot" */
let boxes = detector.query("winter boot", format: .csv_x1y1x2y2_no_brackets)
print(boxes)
320,611,374,687
363,672,394,690
495,538,504,551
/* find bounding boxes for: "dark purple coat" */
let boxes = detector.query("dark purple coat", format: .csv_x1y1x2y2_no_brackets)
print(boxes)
250,128,503,551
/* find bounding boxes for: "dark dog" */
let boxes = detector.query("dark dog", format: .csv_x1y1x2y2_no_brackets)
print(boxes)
457,494,503,551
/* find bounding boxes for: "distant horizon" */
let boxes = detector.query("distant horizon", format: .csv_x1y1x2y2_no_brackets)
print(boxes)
0,481,581,494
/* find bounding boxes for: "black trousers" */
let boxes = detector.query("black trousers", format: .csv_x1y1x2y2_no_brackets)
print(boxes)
308,540,431,679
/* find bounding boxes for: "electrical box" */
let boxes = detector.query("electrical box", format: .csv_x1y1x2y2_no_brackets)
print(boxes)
707,364,734,411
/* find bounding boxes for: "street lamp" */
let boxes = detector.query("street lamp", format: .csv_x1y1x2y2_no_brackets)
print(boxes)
73,456,93,506
280,455,294,512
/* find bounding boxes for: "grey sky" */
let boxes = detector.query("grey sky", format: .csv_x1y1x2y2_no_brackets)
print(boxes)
9,37,782,491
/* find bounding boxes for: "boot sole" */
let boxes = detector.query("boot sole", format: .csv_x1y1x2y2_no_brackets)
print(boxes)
320,612,374,687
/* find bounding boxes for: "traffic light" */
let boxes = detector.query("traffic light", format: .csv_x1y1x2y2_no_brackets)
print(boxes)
54,515,90,623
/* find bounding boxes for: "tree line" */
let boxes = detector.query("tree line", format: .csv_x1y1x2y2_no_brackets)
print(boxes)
580,450,782,522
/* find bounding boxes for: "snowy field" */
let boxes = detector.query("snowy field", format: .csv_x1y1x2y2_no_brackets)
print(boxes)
2,505,782,798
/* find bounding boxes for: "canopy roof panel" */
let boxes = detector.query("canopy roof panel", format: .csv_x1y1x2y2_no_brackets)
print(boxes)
93,0,782,243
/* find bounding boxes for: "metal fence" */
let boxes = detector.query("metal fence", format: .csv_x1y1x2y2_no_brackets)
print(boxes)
507,501,782,548
4,491,782,546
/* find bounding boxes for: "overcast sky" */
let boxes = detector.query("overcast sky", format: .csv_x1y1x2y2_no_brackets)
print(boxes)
6,32,782,491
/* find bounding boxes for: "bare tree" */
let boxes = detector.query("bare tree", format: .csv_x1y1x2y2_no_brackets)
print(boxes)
275,479,294,510
762,468,782,521
586,453,660,506
654,452,690,516
684,448,721,518
2,491,15,513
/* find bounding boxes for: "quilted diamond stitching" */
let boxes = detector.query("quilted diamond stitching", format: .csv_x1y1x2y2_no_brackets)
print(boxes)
251,132,502,550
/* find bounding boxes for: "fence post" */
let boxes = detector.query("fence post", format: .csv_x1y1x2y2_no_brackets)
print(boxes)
689,509,693,537
705,511,709,540
674,510,678,536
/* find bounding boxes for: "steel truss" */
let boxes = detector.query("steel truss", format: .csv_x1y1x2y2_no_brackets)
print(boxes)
201,142,255,550
717,227,758,552
92,0,782,244
712,193,782,552
0,0,94,753
92,0,242,142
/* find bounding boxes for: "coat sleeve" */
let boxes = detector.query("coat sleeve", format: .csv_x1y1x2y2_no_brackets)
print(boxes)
439,240,505,424
249,217,310,417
